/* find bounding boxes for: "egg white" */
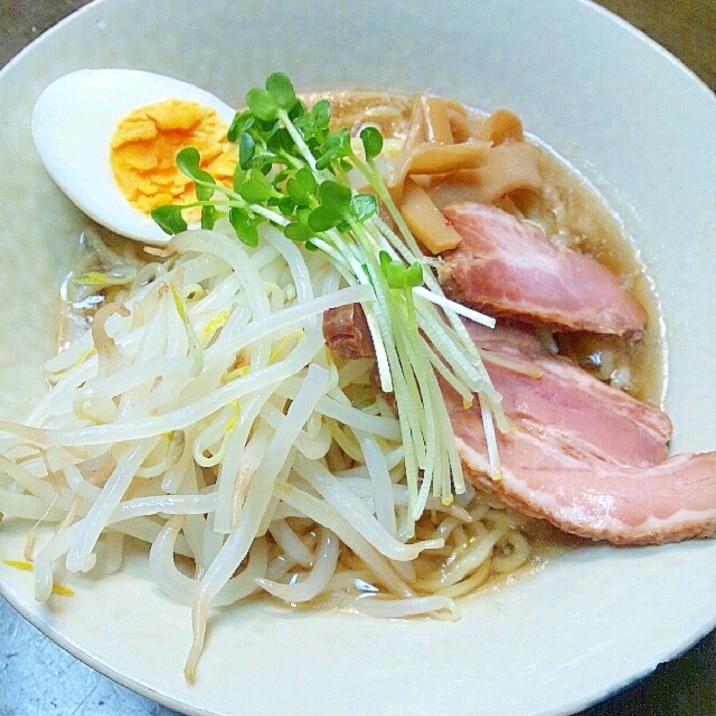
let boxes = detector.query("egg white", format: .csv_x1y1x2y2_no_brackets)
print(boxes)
31,69,237,244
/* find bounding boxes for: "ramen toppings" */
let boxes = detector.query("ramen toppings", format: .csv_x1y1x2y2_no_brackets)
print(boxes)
1,71,714,685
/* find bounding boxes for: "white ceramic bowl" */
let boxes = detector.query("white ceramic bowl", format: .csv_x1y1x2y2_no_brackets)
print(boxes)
0,1,714,715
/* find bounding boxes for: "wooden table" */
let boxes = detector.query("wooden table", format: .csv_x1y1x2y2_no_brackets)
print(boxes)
0,2,714,715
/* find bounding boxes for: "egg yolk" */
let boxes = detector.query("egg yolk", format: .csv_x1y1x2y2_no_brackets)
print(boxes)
110,99,235,220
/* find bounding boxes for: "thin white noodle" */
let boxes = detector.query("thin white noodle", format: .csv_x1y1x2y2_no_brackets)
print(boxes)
268,520,315,567
294,455,443,561
255,527,339,602
273,480,414,598
211,536,269,607
491,530,530,573
349,594,458,619
428,525,507,590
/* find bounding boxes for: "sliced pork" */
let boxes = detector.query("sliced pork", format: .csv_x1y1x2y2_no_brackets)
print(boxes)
321,206,714,544
453,408,716,545
322,302,375,359
447,324,716,545
472,323,672,469
440,203,647,335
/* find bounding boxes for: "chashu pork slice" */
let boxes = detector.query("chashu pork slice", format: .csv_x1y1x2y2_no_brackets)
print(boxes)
454,412,716,546
472,323,672,469
440,203,647,335
448,325,716,545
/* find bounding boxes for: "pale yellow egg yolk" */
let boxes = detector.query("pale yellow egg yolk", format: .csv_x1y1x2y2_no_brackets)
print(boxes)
110,99,236,221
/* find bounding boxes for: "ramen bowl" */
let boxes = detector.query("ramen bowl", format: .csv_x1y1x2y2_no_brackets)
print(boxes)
0,1,714,715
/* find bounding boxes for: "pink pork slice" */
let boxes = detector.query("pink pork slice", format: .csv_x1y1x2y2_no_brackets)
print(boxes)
472,323,672,469
454,415,716,545
449,325,716,545
441,203,647,335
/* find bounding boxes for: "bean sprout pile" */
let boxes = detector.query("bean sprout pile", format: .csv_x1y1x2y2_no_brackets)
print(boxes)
0,221,532,680
0,74,539,680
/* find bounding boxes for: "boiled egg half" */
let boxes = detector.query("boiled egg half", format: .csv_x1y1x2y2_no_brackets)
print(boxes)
31,69,237,244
